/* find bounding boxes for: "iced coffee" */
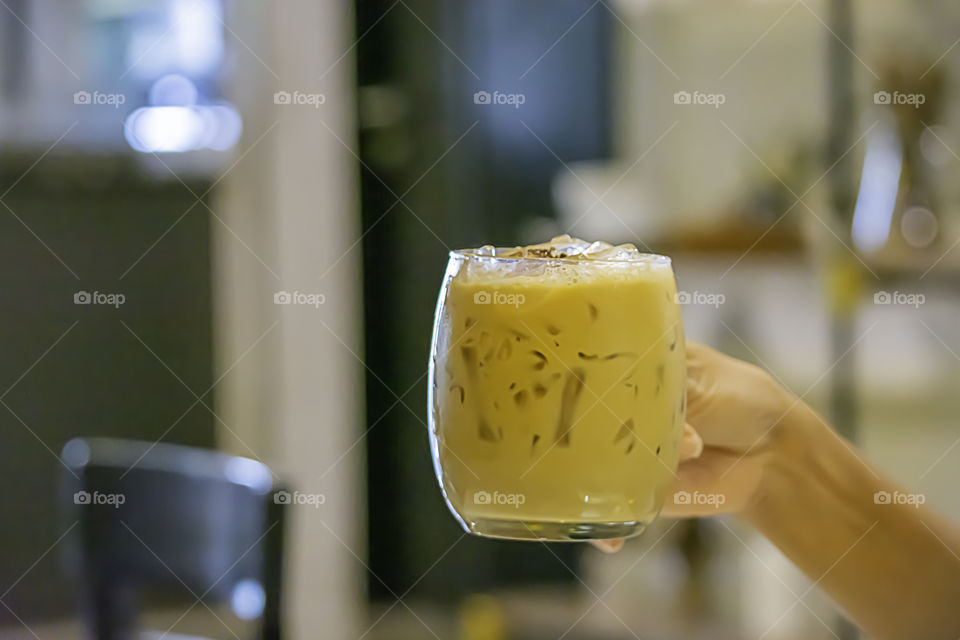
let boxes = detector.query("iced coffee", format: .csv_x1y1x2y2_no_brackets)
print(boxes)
428,236,685,541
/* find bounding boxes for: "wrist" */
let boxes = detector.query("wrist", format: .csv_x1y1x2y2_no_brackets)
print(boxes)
740,399,829,526
739,397,880,553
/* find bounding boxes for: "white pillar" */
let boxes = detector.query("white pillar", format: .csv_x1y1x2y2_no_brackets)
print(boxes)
213,2,363,638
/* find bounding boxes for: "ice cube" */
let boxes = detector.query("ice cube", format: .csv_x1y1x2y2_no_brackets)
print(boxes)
463,236,647,262
516,235,591,259
582,240,614,257
498,245,525,259
545,235,591,257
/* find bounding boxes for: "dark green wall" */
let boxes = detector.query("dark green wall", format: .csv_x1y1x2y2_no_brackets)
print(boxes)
0,153,215,623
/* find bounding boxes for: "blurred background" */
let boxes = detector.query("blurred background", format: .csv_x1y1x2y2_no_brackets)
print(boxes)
1,0,959,638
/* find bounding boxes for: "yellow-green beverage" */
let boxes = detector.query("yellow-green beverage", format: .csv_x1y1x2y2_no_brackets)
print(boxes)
429,237,685,541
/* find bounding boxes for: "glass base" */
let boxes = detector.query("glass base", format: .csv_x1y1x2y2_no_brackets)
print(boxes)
464,517,649,542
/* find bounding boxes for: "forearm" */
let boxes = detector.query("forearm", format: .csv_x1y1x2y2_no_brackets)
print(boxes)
741,403,960,640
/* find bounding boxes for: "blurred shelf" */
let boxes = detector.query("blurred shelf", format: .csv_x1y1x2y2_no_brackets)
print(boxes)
862,248,960,280
664,218,804,256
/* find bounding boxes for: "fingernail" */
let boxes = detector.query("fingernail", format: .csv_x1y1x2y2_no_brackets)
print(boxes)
593,539,624,553
680,423,703,460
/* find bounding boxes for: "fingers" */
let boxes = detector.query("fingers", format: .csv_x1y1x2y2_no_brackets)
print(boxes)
684,341,711,383
684,341,713,423
661,448,761,517
679,423,703,461
590,538,624,553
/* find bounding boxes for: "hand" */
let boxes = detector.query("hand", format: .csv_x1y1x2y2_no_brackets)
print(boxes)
587,343,960,640
593,341,796,552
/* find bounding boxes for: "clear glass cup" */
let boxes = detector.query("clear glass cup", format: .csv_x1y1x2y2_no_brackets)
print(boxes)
428,245,686,541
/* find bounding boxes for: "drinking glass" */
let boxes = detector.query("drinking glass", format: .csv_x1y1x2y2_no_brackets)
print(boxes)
428,244,685,541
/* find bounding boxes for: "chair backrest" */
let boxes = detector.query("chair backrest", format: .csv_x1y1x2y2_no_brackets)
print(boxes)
59,438,285,640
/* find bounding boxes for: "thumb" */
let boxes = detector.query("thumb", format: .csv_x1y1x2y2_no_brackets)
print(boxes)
679,423,703,461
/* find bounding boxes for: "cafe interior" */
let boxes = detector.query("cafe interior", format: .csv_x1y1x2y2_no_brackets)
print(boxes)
1,0,958,638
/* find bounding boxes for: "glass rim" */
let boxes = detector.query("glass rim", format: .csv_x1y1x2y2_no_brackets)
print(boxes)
450,248,672,266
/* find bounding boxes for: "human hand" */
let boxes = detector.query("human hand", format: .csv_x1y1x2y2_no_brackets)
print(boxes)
593,341,796,552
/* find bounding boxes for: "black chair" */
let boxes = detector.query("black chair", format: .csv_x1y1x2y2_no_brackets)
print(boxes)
59,438,286,640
